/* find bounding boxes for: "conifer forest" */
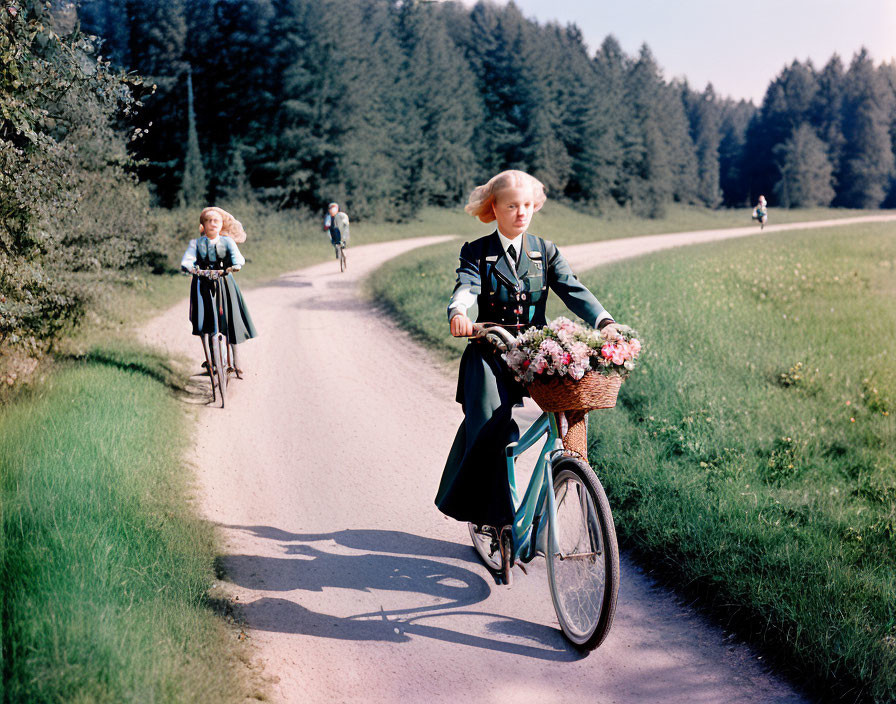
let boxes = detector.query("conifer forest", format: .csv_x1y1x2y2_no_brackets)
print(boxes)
2,0,896,355
79,0,896,216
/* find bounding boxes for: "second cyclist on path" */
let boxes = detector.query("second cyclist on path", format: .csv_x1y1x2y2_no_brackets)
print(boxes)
324,202,350,258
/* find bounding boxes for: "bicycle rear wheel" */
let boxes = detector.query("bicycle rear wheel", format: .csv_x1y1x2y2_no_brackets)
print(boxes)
210,333,227,408
546,456,619,651
339,245,346,272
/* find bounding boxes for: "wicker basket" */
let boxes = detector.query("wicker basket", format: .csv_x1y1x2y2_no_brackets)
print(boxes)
525,373,624,457
526,371,623,412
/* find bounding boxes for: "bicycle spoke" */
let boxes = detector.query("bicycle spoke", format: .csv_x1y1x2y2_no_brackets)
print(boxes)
547,458,619,649
553,478,604,631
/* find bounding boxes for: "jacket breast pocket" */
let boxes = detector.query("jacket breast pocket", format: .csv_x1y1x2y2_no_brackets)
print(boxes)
527,263,545,292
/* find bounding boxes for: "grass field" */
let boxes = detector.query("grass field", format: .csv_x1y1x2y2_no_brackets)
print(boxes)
367,221,896,702
0,345,264,702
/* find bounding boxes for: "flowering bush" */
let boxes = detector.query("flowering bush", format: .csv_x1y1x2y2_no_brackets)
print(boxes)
503,317,641,384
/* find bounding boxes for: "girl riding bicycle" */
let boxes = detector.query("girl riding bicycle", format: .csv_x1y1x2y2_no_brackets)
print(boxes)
752,195,768,229
181,207,257,374
435,170,619,532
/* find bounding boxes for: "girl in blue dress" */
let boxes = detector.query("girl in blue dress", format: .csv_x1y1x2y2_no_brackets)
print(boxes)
181,207,257,374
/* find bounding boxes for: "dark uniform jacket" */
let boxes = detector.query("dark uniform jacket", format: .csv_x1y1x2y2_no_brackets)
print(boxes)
448,231,608,330
447,231,609,404
436,231,610,526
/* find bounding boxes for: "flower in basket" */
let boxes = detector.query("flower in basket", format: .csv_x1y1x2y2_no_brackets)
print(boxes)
503,316,641,384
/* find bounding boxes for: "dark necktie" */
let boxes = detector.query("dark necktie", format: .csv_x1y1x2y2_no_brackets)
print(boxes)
507,244,516,264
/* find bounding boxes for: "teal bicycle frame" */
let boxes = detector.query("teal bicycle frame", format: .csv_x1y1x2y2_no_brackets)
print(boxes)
505,411,566,563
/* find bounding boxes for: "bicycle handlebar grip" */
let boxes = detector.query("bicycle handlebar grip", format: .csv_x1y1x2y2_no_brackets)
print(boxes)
471,323,517,352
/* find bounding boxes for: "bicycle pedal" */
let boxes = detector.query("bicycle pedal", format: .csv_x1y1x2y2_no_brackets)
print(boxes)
517,562,528,575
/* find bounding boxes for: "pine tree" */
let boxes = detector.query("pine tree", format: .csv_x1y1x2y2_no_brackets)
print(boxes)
812,56,846,196
221,141,256,205
516,21,573,195
662,81,700,206
124,0,189,205
394,1,479,206
683,83,723,208
882,60,896,206
835,49,895,208
465,2,528,174
743,60,819,204
179,69,206,207
624,45,674,217
185,0,276,203
718,99,755,206
589,35,630,207
773,123,834,207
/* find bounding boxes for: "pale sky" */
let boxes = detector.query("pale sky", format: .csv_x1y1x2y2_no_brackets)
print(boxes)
470,0,896,104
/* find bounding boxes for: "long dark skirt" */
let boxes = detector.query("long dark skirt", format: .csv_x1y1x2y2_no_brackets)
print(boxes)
189,273,257,344
435,343,525,527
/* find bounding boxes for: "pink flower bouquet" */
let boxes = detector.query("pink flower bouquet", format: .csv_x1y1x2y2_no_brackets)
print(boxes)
503,316,641,384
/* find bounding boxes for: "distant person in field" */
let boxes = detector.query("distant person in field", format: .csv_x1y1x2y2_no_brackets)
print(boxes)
435,169,618,536
181,207,257,375
752,195,768,229
324,202,350,258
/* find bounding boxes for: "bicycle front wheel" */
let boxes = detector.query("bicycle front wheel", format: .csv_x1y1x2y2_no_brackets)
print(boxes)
546,456,619,651
339,245,346,272
211,334,227,408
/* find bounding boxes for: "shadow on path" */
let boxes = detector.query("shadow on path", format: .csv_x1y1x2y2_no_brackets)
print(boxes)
220,525,580,661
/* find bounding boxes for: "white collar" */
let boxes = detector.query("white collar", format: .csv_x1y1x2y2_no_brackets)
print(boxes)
496,229,524,260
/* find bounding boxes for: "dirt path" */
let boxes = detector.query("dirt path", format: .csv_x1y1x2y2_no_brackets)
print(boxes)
138,216,894,704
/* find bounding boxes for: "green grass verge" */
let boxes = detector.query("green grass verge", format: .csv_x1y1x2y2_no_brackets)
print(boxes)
0,345,260,702
583,223,896,701
367,221,896,702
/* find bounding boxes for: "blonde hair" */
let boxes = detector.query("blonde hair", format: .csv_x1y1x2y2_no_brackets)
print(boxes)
199,206,246,243
464,170,546,223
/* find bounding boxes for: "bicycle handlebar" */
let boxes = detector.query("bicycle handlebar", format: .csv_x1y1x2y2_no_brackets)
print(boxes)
470,323,519,353
189,267,234,279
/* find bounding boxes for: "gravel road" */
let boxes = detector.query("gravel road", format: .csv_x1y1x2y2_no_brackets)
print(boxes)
141,216,896,703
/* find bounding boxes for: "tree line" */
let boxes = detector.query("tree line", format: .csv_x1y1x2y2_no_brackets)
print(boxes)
78,0,896,217
2,0,895,367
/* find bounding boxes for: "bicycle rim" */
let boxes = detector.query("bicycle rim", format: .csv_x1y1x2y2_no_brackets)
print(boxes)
468,524,502,572
546,456,619,650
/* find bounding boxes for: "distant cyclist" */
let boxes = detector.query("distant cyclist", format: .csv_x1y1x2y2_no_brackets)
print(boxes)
752,195,768,229
324,202,350,258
